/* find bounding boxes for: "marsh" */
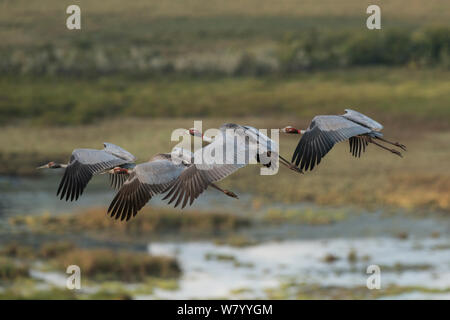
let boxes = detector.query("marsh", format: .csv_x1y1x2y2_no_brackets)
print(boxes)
0,0,449,300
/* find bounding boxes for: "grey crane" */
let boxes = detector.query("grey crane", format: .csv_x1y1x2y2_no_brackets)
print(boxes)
107,147,238,221
163,123,302,209
37,143,136,201
280,109,406,172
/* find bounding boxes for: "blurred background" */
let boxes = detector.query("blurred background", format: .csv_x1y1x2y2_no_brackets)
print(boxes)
0,0,449,299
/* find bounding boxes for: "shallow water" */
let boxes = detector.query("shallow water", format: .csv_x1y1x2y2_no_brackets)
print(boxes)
0,174,254,219
142,237,450,299
2,174,450,299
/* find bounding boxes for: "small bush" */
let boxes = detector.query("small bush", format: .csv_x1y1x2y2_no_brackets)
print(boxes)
0,257,30,281
11,207,251,237
0,242,35,259
39,241,76,259
52,249,181,281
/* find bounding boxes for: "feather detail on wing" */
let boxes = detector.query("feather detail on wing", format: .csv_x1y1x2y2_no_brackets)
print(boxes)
107,159,185,221
349,135,370,158
57,149,127,201
109,173,129,190
163,127,258,209
342,109,383,131
292,115,371,171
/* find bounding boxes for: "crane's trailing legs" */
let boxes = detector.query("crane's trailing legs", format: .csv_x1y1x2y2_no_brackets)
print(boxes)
374,136,407,151
210,183,239,199
368,138,403,157
279,155,303,173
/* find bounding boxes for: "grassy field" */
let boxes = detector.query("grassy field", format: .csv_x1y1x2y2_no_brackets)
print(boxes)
2,0,447,45
1,0,449,79
1,68,449,124
0,0,448,123
1,0,448,48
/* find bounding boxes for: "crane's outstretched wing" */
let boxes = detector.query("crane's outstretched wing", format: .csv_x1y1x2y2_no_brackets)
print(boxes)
163,163,244,209
342,109,383,131
108,159,185,221
103,142,136,162
349,136,370,158
57,149,127,201
292,115,371,171
109,173,129,190
163,129,250,209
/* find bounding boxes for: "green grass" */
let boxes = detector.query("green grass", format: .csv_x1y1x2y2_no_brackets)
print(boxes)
264,207,349,225
264,282,450,299
1,27,448,76
214,235,258,247
0,1,448,125
0,257,30,282
0,287,80,300
1,0,448,49
1,68,449,125
0,0,448,77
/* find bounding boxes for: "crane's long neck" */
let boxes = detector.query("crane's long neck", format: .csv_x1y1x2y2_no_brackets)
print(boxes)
53,163,68,169
37,162,67,170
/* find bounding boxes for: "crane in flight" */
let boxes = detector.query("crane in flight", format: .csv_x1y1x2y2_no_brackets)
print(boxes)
36,110,406,221
107,147,238,221
163,123,302,209
280,109,406,172
37,143,136,201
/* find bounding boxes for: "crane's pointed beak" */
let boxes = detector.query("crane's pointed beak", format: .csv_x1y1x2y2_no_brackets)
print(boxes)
36,164,49,170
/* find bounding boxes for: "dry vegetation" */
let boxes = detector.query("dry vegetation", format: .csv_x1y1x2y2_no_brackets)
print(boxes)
0,241,181,283
9,207,251,238
52,248,180,281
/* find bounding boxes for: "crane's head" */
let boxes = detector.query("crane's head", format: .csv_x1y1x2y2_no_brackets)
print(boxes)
185,128,203,138
280,126,301,134
108,167,130,174
36,161,62,169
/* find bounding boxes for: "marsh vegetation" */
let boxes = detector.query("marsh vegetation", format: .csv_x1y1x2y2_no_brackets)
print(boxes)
0,0,449,300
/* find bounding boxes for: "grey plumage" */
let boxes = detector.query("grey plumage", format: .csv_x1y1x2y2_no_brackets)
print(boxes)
292,110,404,171
103,142,136,162
107,153,188,221
57,143,136,201
342,109,383,131
163,123,279,209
